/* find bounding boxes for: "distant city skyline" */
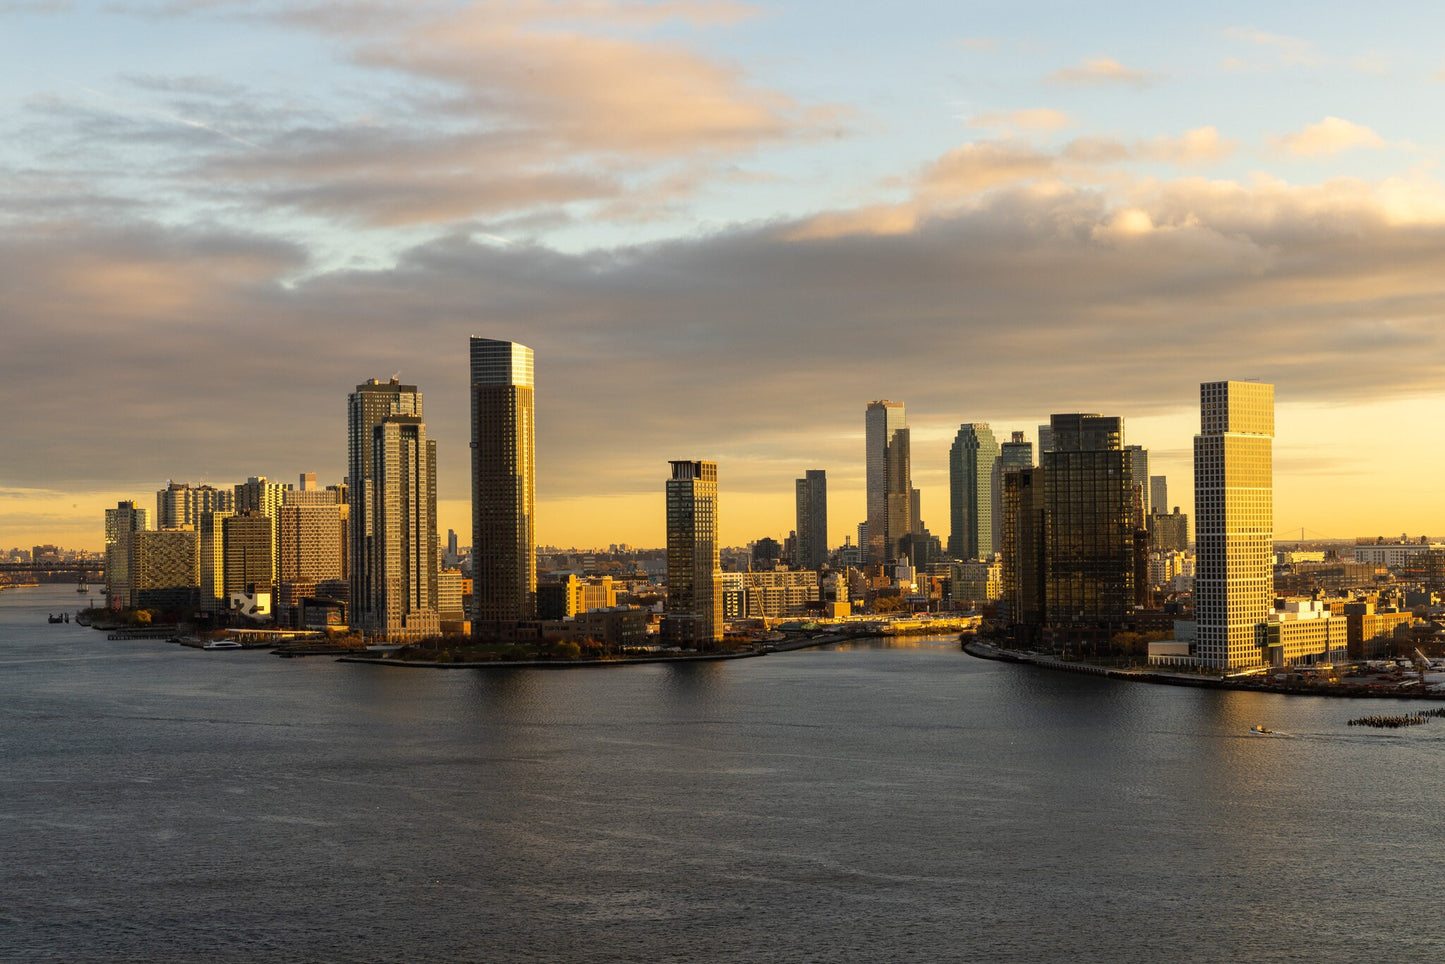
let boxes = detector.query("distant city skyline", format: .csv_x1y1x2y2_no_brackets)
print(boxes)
5,2,1445,548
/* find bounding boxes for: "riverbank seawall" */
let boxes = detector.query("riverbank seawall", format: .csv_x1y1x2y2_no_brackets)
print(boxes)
963,639,1445,701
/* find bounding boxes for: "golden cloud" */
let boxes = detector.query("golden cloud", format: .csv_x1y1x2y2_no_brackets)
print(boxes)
1047,57,1159,87
1274,117,1387,157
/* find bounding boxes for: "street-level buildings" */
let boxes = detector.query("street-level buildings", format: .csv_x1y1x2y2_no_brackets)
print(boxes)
470,337,537,634
1148,507,1190,553
1352,541,1445,567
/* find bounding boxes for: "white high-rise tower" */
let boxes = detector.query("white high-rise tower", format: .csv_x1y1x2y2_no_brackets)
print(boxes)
1194,380,1274,671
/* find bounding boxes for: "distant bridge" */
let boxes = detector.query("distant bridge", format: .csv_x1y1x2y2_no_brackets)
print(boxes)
0,561,104,575
0,561,105,588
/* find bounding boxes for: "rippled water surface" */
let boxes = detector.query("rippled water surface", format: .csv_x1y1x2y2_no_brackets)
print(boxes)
3,585,1443,962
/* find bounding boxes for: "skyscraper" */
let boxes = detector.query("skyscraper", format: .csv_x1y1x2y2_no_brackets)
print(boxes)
197,509,233,613
348,377,422,630
129,529,198,610
1125,444,1150,527
1001,465,1045,631
992,431,1034,555
1042,414,1136,644
223,511,274,595
948,423,999,561
156,482,232,530
1149,475,1168,516
795,469,828,571
470,337,536,633
234,476,290,580
865,400,908,566
371,415,439,638
665,460,721,649
104,500,150,609
1194,380,1274,670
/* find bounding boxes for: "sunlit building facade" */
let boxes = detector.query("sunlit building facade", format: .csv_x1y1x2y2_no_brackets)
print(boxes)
948,422,998,561
865,400,909,566
104,500,150,609
1195,380,1274,671
156,482,233,530
371,415,440,639
130,528,198,610
234,476,290,583
222,511,274,595
197,509,233,612
470,337,537,633
348,377,423,634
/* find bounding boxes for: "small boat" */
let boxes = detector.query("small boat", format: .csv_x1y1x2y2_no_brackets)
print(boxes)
1250,725,1274,735
47,613,63,624
203,640,243,651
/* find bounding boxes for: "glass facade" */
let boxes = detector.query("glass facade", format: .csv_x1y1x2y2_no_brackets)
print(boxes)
470,338,536,631
665,460,721,648
1042,414,1136,641
948,423,999,561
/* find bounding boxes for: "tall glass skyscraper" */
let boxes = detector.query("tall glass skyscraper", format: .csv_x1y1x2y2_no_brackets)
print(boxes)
948,423,999,561
1042,413,1136,643
470,337,536,633
1194,380,1274,670
665,460,721,649
992,430,1034,556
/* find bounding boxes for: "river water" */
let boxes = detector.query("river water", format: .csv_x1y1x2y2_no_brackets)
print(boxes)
3,584,1443,962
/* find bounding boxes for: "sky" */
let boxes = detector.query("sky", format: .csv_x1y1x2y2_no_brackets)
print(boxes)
4,0,1445,552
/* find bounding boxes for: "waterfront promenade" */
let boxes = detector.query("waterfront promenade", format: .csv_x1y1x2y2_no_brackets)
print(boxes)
964,638,1445,701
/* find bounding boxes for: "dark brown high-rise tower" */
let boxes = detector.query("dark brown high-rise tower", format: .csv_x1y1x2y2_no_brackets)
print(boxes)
470,337,536,635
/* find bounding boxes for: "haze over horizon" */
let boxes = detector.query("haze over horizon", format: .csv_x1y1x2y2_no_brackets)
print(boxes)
4,1,1444,551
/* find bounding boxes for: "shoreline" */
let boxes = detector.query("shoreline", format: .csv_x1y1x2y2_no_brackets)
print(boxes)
338,648,767,670
963,638,1445,701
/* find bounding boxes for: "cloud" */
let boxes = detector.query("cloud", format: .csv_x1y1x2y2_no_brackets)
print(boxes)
21,0,843,230
1062,127,1235,166
1223,27,1319,68
919,141,1059,197
1048,57,1159,87
1274,117,1387,157
8,165,1445,543
969,108,1072,132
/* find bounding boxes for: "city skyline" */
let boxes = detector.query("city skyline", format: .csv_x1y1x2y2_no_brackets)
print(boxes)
6,2,1445,548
